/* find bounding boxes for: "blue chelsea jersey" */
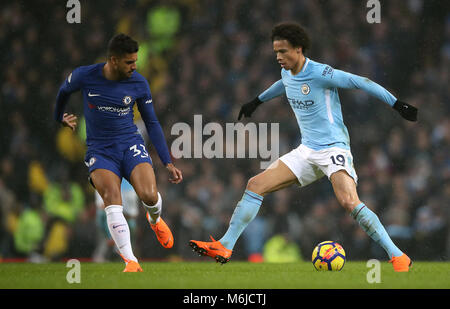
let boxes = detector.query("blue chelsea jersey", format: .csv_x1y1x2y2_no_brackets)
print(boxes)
258,58,397,150
55,62,172,165
59,63,151,145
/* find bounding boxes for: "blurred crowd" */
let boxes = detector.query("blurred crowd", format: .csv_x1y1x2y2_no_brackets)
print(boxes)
0,0,448,263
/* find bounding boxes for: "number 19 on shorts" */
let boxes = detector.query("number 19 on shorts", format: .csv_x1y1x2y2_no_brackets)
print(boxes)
330,154,345,166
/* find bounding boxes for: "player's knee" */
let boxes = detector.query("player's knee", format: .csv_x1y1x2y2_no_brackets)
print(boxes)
139,189,159,206
101,188,122,206
336,193,360,212
246,176,265,195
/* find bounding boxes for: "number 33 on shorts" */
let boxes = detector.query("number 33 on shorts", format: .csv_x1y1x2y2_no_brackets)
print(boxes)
129,144,149,158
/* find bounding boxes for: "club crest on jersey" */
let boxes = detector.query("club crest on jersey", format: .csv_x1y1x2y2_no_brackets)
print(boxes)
122,96,133,105
301,83,310,95
85,157,96,167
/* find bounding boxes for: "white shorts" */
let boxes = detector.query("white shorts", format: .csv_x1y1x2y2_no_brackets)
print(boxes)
279,144,358,187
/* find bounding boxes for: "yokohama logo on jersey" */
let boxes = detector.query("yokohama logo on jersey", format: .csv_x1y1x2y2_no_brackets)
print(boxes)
88,102,131,116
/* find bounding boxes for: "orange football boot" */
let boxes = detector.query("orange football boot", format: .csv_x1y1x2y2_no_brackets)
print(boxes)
120,255,143,273
189,236,232,264
123,260,143,272
146,213,174,248
389,253,412,272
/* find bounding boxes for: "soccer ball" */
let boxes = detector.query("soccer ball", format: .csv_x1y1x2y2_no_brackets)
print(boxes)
312,241,346,271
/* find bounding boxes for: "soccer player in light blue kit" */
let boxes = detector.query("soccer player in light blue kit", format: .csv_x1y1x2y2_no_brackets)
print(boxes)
190,22,417,272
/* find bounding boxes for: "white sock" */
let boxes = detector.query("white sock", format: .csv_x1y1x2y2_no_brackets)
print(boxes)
104,205,137,263
142,192,162,224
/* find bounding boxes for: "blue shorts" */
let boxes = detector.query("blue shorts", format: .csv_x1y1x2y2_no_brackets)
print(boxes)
84,135,153,182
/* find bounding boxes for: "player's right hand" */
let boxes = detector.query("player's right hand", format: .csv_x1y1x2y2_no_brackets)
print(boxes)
61,113,78,131
238,97,263,120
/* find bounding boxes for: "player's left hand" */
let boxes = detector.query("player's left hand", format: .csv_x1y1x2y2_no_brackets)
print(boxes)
166,163,183,184
393,100,418,122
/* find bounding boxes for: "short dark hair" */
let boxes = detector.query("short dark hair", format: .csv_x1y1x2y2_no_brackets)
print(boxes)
271,22,311,53
107,33,139,59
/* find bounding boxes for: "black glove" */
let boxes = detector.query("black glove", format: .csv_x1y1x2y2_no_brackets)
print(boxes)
393,100,418,122
238,97,263,120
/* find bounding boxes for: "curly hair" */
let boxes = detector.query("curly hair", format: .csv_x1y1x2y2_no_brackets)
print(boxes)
271,22,311,53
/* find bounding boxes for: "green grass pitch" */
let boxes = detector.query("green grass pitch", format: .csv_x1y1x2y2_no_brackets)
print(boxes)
0,261,449,289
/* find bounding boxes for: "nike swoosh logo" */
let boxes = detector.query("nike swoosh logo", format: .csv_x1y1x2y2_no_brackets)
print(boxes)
112,224,126,229
164,238,171,246
88,92,101,97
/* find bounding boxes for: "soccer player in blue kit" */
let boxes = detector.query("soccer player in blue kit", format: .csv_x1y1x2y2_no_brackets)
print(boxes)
190,22,417,272
55,34,183,272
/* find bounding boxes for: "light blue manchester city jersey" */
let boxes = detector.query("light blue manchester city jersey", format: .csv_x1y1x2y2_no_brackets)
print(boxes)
258,58,397,150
